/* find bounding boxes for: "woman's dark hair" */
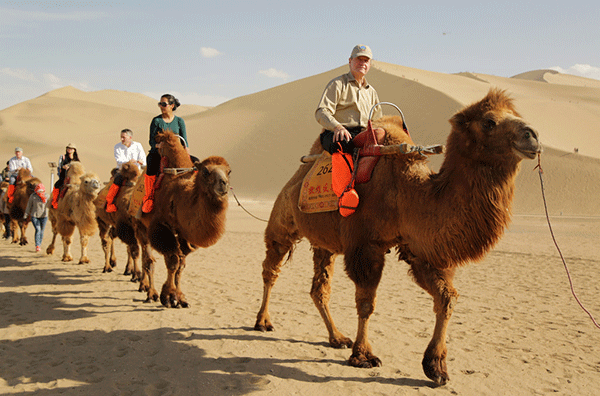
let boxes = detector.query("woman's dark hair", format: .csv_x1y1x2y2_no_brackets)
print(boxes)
65,147,80,161
161,94,180,111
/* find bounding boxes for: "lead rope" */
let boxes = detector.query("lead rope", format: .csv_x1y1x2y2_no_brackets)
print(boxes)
229,187,268,223
536,154,600,330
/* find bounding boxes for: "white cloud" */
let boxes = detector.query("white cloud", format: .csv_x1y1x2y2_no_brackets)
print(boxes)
42,73,90,91
200,47,222,58
258,68,290,80
550,64,600,81
0,67,37,82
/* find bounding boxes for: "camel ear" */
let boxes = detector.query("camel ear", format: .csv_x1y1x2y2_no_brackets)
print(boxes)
194,161,210,178
450,112,467,130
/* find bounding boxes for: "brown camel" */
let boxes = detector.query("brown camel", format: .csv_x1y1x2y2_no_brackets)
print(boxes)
254,89,541,385
138,130,230,308
6,168,41,245
46,163,102,263
94,161,143,281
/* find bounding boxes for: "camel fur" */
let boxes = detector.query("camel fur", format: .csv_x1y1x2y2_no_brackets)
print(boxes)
6,168,41,245
46,161,85,256
46,162,102,263
138,130,230,308
254,89,541,385
94,161,143,280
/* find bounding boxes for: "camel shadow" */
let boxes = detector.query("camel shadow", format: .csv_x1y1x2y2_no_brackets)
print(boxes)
0,326,435,396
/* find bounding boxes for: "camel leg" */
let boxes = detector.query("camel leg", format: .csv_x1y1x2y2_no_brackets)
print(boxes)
254,238,293,332
126,243,142,282
172,253,189,308
410,262,458,386
310,248,353,348
61,235,73,262
19,219,29,246
10,218,19,244
99,222,115,273
46,224,57,255
160,251,187,308
344,243,385,368
138,231,158,301
78,233,91,264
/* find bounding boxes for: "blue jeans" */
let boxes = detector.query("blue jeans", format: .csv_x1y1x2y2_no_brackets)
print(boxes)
31,217,47,247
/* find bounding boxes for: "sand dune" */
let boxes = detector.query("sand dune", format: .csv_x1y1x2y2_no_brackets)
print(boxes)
2,63,599,214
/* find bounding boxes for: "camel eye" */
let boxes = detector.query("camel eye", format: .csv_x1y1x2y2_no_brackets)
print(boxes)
483,118,496,130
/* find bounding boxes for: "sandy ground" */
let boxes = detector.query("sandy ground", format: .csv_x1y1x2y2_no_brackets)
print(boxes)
1,200,599,395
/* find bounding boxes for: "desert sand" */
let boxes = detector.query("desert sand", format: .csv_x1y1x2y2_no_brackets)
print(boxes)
1,63,600,395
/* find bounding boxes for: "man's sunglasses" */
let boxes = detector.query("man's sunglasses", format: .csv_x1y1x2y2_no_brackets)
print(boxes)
158,101,171,107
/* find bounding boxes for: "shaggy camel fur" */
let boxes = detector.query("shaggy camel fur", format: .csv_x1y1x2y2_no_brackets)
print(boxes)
46,162,85,256
6,168,41,245
138,130,230,308
47,163,102,263
94,161,143,280
254,89,541,385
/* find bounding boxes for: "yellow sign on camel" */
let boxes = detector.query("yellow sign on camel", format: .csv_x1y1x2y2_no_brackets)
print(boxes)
298,152,338,213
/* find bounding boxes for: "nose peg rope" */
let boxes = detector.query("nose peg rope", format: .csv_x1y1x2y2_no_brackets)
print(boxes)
536,154,600,330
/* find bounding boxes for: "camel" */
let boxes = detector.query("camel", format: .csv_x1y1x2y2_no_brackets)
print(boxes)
46,162,102,263
6,168,41,245
46,162,86,256
94,161,143,281
253,89,541,385
137,130,230,308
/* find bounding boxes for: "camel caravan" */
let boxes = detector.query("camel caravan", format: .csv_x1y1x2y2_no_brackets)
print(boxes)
1,89,542,386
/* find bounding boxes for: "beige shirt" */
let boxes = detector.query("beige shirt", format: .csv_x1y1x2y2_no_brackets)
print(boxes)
315,72,383,131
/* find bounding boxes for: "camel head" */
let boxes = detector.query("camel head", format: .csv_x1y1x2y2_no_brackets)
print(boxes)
65,161,86,186
16,168,32,182
155,129,193,168
119,160,141,182
195,156,231,199
79,172,102,197
447,88,541,167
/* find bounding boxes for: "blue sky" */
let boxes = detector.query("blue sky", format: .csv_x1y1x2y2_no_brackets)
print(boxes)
1,1,599,110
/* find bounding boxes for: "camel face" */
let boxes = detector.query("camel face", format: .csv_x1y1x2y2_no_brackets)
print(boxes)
205,165,230,197
197,157,231,199
80,174,102,196
449,91,541,165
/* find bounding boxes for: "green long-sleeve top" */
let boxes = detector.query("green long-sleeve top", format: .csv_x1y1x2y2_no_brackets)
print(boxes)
149,115,188,153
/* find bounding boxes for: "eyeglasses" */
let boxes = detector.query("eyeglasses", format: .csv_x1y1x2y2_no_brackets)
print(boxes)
158,101,171,107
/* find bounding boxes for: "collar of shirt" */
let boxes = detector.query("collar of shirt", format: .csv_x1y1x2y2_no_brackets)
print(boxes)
346,71,370,89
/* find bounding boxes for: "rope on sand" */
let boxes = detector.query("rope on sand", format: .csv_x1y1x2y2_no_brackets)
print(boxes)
536,154,600,330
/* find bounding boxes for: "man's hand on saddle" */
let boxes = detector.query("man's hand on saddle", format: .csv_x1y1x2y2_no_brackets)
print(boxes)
333,125,352,143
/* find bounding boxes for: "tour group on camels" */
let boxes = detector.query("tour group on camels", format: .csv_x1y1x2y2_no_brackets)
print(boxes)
1,88,541,386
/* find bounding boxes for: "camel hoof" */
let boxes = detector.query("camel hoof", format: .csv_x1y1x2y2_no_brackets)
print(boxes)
349,354,382,369
254,323,274,332
62,255,73,262
129,273,140,283
110,260,117,268
103,267,113,273
79,258,90,264
422,356,449,386
330,336,353,349
46,247,54,255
